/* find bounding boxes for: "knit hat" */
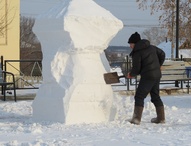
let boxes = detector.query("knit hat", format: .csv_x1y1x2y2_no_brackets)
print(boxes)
128,32,141,44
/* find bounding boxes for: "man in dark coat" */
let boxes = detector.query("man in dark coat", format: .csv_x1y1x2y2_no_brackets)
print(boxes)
127,32,166,125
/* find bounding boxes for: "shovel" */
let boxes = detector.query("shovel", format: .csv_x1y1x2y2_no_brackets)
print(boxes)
103,72,125,84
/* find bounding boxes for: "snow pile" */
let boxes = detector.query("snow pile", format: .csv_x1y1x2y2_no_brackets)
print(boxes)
32,0,123,124
179,49,191,58
157,41,173,58
157,41,191,58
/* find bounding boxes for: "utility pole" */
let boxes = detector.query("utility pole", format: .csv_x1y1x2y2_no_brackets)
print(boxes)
175,0,179,87
171,10,175,59
176,0,179,59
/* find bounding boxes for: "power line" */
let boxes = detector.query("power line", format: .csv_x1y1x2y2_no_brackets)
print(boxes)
123,18,158,21
124,24,162,28
21,0,61,4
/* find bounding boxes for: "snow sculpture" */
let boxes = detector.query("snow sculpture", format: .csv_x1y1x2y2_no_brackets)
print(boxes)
32,0,123,124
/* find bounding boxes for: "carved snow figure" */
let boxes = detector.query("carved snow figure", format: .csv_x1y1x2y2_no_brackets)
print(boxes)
32,0,123,124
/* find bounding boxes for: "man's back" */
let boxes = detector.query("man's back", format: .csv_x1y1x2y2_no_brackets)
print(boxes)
130,39,165,79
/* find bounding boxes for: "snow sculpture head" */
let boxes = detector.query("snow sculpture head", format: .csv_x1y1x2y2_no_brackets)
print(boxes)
64,0,123,51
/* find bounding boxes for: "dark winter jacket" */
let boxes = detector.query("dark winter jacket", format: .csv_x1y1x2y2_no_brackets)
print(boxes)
129,39,165,80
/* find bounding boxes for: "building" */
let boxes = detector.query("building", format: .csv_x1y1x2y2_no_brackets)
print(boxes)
0,0,20,74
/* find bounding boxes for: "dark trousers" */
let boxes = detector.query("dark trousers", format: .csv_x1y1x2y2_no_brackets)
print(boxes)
134,78,164,107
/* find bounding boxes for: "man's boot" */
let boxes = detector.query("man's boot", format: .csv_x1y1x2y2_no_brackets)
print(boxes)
151,106,165,124
130,106,143,125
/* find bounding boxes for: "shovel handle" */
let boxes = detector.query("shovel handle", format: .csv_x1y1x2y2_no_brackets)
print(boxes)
118,75,125,78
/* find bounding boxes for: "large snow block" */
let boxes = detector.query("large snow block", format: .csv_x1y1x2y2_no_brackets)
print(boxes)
32,0,123,124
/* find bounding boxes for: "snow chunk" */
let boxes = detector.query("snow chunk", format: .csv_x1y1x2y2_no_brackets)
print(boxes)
171,106,178,111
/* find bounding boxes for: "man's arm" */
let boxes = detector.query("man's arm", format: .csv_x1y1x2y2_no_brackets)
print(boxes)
156,47,165,66
129,53,141,77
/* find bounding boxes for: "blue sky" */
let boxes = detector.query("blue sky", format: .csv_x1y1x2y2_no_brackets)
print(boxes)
94,0,161,46
21,0,161,46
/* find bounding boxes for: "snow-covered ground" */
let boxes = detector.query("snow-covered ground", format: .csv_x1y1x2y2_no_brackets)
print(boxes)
0,92,191,145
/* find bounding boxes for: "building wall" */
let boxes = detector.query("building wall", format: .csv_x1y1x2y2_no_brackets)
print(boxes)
0,0,20,74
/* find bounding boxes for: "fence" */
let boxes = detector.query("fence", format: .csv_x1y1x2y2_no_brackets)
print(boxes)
110,55,191,91
1,56,42,90
1,55,190,91
110,55,131,90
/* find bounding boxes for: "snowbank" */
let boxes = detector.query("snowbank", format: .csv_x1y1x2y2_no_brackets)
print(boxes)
179,49,191,58
157,41,191,58
32,0,123,124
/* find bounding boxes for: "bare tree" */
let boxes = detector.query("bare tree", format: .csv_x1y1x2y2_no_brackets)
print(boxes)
0,0,16,38
136,0,191,45
20,16,40,49
142,27,167,46
20,15,42,76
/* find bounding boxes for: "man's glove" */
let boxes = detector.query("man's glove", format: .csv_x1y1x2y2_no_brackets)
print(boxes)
127,73,133,78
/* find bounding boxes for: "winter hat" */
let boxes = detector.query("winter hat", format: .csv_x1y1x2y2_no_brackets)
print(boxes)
128,32,141,44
